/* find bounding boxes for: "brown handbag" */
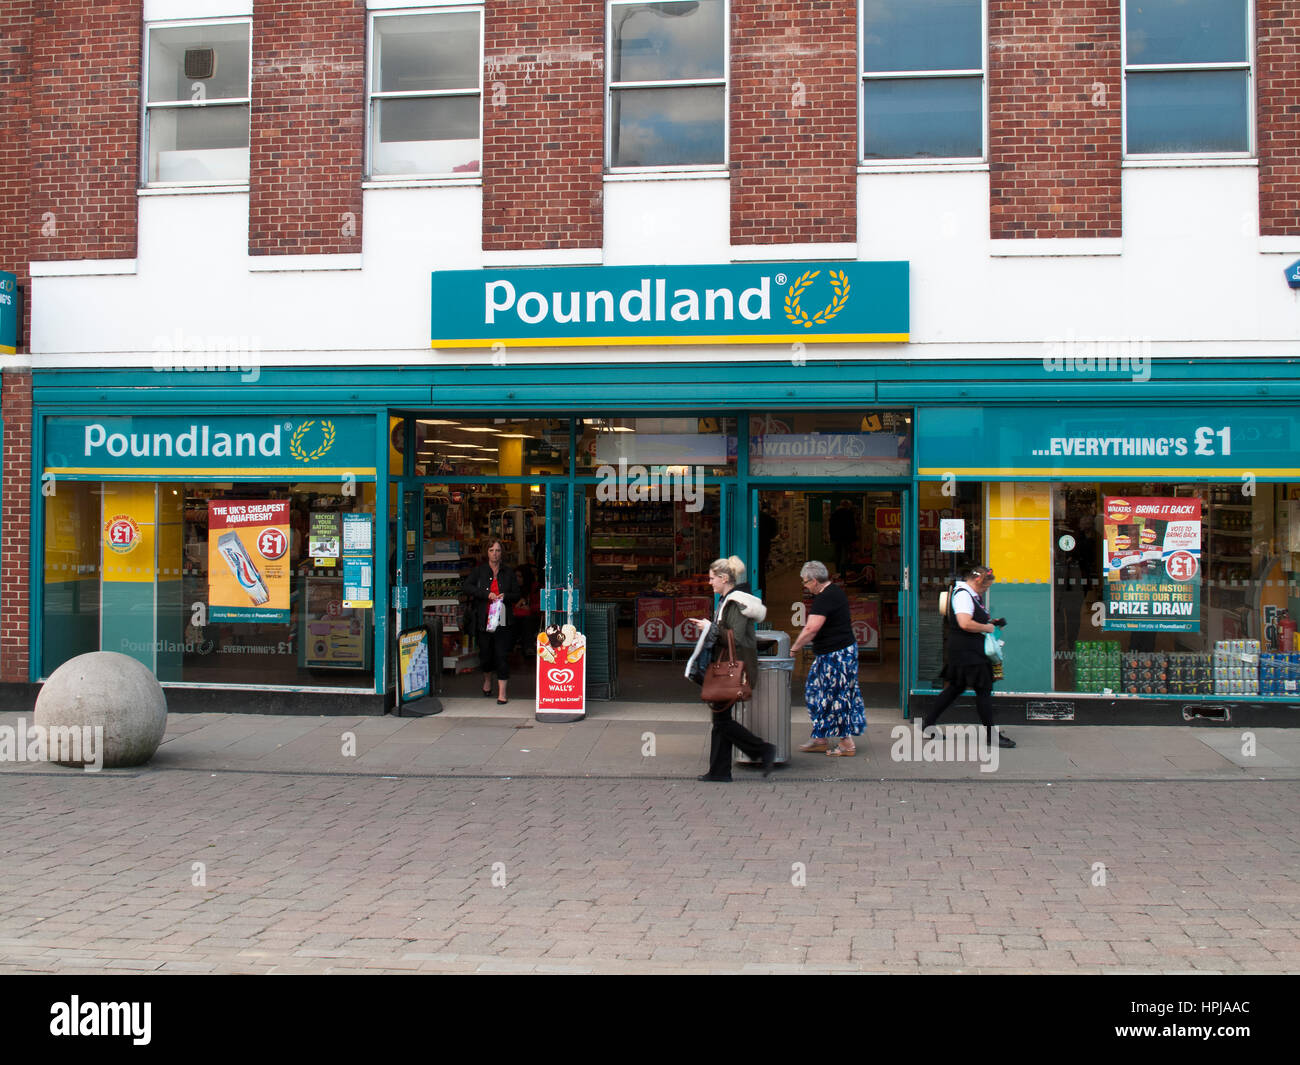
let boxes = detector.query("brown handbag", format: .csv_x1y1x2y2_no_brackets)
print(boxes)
700,630,752,710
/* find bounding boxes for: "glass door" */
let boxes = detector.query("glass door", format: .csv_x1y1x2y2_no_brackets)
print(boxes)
544,483,578,630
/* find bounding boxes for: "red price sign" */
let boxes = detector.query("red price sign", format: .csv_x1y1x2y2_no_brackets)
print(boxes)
105,515,140,554
1166,551,1199,581
257,527,288,560
643,618,667,643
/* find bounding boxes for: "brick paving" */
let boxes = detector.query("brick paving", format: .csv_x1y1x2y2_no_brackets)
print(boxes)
2,764,1298,974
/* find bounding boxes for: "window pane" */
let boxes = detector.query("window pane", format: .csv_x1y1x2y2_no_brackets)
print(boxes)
414,417,571,476
611,85,724,166
1126,0,1247,65
1127,69,1248,153
372,96,480,175
576,416,737,476
864,0,982,73
748,410,912,478
863,77,982,159
42,481,102,677
147,105,250,182
148,23,250,103
373,12,480,93
611,0,724,82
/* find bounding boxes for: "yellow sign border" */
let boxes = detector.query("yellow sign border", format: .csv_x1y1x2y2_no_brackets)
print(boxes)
432,332,909,349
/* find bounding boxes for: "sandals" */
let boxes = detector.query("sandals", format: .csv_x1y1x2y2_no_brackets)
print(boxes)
826,744,857,757
798,740,830,753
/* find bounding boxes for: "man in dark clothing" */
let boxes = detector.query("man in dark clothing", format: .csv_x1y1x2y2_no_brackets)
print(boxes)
829,499,858,577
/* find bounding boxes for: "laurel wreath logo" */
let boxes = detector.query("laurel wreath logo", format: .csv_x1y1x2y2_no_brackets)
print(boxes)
784,269,851,329
289,419,336,462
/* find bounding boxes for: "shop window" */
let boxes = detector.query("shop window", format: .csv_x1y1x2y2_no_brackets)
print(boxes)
608,0,726,168
413,417,570,477
42,481,378,690
1125,0,1251,155
1052,482,1300,700
915,480,984,688
369,9,483,178
577,415,736,476
144,21,251,184
861,0,984,160
748,410,911,478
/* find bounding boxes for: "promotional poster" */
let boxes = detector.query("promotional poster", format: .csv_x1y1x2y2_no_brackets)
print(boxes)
208,500,291,623
1102,496,1202,632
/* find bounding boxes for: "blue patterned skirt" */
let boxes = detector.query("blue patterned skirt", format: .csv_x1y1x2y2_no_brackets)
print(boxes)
804,643,867,739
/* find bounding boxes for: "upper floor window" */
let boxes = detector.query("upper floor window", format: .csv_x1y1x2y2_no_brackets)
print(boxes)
144,21,251,185
369,9,482,178
1124,0,1251,155
861,0,984,160
607,0,726,169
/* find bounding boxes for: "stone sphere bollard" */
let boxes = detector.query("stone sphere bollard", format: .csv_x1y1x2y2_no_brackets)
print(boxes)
34,652,168,768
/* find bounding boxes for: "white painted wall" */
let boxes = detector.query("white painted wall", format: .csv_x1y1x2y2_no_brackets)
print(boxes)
29,165,1300,369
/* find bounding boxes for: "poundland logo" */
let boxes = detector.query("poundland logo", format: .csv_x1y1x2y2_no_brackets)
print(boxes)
486,276,774,326
430,261,910,346
84,422,284,459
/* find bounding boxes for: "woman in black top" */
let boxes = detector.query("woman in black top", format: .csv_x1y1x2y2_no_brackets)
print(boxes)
790,560,867,756
462,539,521,704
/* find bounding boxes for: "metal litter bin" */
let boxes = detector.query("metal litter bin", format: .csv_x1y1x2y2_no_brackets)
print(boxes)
735,630,794,766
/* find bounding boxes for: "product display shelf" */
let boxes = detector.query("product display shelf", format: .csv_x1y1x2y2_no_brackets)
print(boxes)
589,501,677,607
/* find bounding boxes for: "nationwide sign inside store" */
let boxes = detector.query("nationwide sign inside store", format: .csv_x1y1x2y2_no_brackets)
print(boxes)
430,261,909,347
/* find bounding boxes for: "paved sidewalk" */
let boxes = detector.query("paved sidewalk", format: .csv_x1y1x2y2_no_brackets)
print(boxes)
3,699,1299,781
4,700,1299,975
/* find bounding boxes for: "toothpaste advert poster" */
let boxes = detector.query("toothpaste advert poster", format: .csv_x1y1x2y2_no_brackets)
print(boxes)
208,500,291,622
1102,496,1201,632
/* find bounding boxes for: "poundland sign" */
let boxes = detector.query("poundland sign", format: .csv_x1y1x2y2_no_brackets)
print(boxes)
430,261,909,347
43,415,376,477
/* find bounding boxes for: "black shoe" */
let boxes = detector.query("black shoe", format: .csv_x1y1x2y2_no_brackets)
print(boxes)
760,743,777,778
997,731,1016,749
697,774,731,782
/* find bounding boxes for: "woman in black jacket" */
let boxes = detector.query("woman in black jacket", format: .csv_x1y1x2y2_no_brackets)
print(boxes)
462,539,522,704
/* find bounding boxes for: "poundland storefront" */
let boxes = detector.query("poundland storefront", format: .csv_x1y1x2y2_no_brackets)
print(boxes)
24,256,1300,723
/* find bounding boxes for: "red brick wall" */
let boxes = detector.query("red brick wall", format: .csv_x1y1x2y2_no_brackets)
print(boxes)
1,4,34,682
988,0,1122,239
2,371,31,682
730,0,856,246
483,1,603,251
28,1,139,260
1,2,33,350
1258,1,1300,235
250,0,365,256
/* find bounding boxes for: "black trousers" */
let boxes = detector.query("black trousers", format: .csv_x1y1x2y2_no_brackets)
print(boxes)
921,682,995,741
708,702,767,778
478,623,514,681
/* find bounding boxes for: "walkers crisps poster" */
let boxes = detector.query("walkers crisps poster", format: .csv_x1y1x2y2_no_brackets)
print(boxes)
1102,496,1202,632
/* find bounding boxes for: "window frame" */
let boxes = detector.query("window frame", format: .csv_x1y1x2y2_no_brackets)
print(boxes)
141,17,253,189
858,0,988,165
605,0,730,174
365,5,486,182
1121,0,1255,159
